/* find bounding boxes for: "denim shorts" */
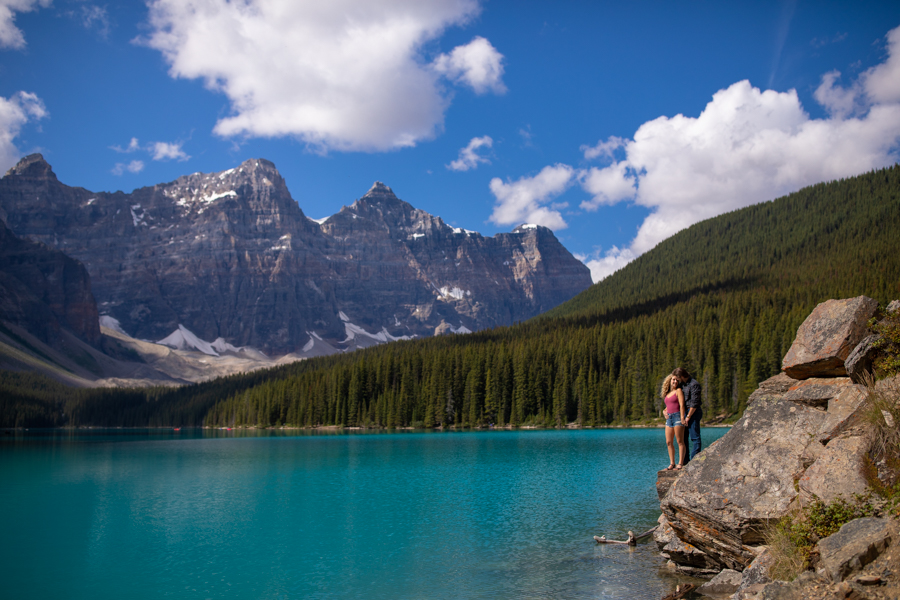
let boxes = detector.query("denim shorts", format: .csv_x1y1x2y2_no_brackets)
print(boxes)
666,412,682,427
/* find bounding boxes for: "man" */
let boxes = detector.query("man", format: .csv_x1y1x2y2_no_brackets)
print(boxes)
673,367,701,462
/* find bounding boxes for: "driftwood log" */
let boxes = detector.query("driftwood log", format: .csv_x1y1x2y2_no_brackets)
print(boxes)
660,583,695,600
593,525,657,546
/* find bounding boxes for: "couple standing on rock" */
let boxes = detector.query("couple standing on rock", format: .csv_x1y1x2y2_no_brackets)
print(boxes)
662,368,702,470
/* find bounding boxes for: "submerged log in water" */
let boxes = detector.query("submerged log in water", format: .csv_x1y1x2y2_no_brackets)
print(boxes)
593,525,657,545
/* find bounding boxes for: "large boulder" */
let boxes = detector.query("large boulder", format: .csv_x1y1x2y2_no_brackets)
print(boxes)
798,433,872,504
696,568,741,596
817,384,869,444
782,296,878,379
661,392,830,570
816,518,894,583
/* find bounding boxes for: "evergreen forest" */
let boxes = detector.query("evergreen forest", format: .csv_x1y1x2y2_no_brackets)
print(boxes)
2,165,899,429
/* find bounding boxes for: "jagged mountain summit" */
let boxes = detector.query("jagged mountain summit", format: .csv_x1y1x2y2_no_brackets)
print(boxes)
0,155,592,354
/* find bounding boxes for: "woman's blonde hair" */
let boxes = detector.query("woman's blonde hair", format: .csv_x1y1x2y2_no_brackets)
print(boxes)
660,375,676,398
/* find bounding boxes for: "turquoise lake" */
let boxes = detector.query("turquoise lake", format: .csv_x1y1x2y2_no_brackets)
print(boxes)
1,427,727,599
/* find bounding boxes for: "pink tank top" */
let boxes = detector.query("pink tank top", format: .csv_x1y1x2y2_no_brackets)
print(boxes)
664,392,680,414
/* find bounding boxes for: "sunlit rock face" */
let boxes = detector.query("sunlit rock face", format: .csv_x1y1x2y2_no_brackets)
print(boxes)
0,155,592,354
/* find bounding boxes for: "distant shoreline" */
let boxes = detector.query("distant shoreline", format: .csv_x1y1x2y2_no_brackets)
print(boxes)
3,424,733,432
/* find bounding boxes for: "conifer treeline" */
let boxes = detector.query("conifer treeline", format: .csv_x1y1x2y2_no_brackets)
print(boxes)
3,166,900,428
203,165,900,428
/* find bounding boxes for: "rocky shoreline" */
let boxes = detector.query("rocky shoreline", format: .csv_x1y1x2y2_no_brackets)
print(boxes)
653,296,900,599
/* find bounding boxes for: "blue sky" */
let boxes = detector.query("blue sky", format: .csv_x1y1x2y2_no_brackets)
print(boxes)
2,1,900,281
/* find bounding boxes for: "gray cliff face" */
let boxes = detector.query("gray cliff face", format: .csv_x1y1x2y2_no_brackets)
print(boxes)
0,217,100,346
0,156,592,353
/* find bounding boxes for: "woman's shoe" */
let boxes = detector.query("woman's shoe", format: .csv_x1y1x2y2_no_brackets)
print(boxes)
665,464,676,471
674,463,685,470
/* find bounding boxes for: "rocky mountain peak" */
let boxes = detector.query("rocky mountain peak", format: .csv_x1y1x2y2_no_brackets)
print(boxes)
512,223,549,235
342,180,421,230
363,181,397,200
4,153,58,181
0,158,593,354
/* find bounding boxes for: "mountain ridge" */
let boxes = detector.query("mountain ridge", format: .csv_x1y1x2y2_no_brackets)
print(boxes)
0,155,592,354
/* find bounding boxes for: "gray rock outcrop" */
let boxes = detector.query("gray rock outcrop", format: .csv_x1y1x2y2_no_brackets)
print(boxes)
816,518,893,582
661,387,830,570
0,155,592,354
781,377,853,409
658,296,896,579
696,568,742,596
798,433,872,504
0,217,100,346
845,334,881,384
653,514,720,574
781,296,878,379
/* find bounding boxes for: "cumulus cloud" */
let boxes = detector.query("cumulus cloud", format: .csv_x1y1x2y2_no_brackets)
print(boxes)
0,91,47,172
580,161,634,208
432,36,506,94
111,137,141,153
488,164,574,230
111,138,190,162
111,160,144,176
577,23,900,281
861,25,900,104
580,135,626,161
0,0,50,50
447,135,492,171
141,0,504,152
578,247,637,284
150,141,190,161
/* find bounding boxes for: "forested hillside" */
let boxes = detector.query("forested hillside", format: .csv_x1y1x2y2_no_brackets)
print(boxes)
3,166,899,428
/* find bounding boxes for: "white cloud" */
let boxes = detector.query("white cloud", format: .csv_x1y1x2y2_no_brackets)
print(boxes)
78,4,110,38
579,246,637,283
488,164,574,230
580,161,634,208
576,24,900,280
580,135,626,161
112,137,141,153
0,0,50,50
814,70,860,118
112,160,144,175
447,135,492,171
111,138,190,162
150,141,190,161
142,0,503,152
432,36,506,95
862,25,900,104
0,91,47,172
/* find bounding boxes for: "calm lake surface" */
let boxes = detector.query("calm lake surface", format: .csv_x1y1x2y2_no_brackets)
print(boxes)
1,427,727,599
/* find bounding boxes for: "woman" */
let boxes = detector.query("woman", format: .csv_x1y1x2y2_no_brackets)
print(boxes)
661,374,687,470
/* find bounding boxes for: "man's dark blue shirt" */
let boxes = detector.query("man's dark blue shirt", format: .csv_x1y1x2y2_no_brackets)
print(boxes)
682,378,701,409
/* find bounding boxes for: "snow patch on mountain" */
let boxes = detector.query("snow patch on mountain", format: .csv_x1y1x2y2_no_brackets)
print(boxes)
341,321,413,346
131,204,146,227
439,286,470,300
99,315,127,335
200,190,237,205
158,325,221,356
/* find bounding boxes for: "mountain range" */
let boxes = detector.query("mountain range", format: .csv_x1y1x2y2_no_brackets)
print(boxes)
0,155,591,361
